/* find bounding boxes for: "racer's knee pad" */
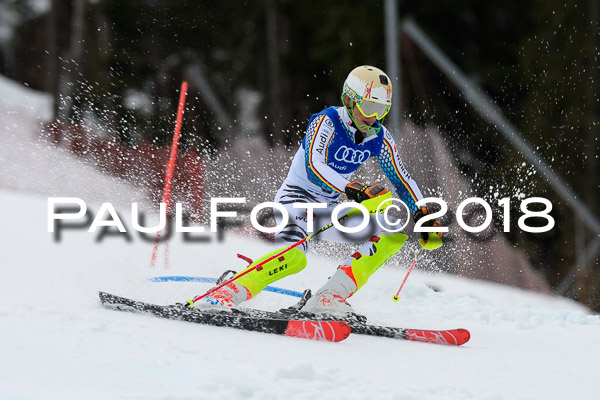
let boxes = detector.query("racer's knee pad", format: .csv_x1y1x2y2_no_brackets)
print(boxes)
234,247,307,298
341,233,408,293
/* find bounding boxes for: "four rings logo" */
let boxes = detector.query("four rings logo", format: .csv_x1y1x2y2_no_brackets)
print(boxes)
334,146,371,164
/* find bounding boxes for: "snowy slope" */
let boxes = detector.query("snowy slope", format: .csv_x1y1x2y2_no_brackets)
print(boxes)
1,76,600,400
1,190,600,400
0,74,149,206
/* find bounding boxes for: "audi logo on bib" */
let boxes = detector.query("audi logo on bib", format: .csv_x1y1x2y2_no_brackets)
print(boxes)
334,146,371,164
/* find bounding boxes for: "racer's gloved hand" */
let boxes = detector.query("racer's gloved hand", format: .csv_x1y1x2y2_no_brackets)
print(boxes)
414,206,443,250
345,181,389,203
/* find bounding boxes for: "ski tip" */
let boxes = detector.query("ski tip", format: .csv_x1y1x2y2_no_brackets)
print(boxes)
405,328,471,346
456,328,470,345
285,320,351,342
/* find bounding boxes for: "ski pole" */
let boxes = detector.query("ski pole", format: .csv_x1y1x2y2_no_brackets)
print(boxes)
188,193,392,306
187,209,356,306
392,247,422,302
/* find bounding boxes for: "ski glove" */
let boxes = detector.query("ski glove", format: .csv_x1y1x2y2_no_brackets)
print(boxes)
345,181,389,203
414,206,443,251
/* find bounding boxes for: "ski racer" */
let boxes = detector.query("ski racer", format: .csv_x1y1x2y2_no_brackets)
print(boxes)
201,65,442,315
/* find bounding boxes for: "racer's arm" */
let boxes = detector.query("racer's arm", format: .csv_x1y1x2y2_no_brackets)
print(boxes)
376,129,423,214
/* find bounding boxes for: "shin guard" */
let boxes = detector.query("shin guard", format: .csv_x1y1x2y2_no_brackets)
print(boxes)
340,233,408,294
234,247,307,298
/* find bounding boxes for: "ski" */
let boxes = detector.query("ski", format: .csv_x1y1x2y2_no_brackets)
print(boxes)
98,292,351,342
225,308,470,346
347,324,470,346
98,291,469,346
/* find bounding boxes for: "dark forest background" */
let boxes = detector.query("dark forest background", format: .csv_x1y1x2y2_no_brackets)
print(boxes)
1,0,598,308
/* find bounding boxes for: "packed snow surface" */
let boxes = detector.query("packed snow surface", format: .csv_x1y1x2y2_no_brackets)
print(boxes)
2,191,600,400
1,75,599,399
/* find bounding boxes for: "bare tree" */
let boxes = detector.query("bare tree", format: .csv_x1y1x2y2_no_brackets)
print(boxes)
53,0,86,123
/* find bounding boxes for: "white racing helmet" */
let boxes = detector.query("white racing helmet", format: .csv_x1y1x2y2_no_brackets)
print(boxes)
342,65,392,134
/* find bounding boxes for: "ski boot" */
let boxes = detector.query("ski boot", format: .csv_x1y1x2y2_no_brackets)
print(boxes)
300,233,409,323
299,268,367,324
190,271,251,312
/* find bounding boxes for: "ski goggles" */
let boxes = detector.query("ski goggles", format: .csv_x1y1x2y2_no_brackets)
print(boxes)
355,98,391,120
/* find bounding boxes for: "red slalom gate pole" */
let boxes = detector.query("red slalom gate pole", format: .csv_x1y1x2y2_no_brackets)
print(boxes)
150,81,188,268
392,248,422,302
